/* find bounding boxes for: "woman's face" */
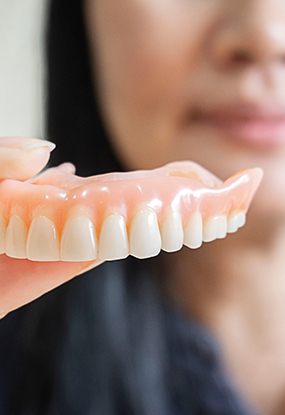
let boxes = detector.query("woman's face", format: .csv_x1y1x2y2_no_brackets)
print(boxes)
85,0,285,217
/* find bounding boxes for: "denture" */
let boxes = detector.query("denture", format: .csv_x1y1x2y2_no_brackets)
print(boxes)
0,144,263,262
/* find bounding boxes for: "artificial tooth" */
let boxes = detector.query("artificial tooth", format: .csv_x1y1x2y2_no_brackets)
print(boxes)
0,217,6,254
27,216,60,261
129,207,161,259
5,215,27,259
161,210,184,252
203,214,227,242
215,215,228,239
99,214,129,260
61,215,97,261
227,211,246,233
184,211,203,249
236,212,246,228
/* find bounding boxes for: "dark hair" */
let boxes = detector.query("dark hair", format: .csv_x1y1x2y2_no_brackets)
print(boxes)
0,2,254,414
46,0,121,176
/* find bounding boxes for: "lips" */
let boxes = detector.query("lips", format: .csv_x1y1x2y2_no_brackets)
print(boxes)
191,104,285,149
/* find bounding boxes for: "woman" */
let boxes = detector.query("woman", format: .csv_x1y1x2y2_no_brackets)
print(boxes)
1,0,285,414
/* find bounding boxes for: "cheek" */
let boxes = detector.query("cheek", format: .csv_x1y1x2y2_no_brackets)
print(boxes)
94,0,215,101
87,0,216,168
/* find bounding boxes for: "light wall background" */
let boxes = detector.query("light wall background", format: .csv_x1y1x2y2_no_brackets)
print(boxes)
0,0,48,137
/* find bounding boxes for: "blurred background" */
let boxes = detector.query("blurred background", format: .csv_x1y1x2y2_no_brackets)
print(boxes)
0,0,47,137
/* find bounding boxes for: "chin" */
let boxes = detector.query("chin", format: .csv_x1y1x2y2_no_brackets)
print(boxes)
247,176,285,222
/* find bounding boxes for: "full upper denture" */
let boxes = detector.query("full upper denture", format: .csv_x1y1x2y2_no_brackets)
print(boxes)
0,159,263,262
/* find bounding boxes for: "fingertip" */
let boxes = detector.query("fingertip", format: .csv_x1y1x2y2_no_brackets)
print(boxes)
57,162,76,174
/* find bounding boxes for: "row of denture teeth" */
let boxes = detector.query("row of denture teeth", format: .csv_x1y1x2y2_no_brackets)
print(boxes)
1,208,246,262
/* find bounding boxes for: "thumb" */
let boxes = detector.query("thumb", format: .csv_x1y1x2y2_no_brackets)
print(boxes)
0,137,55,181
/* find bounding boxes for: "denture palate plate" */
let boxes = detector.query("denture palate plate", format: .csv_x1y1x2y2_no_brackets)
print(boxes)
203,214,228,243
98,213,129,261
5,215,27,259
184,211,203,249
27,216,60,261
161,209,184,252
227,211,246,233
60,214,97,261
129,207,162,259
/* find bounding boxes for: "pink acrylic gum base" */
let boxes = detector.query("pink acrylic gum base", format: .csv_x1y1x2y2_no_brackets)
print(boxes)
0,161,263,237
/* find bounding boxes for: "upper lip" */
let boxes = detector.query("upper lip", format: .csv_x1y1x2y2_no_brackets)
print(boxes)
192,103,285,122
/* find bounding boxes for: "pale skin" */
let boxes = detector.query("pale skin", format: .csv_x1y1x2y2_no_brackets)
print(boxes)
85,0,285,414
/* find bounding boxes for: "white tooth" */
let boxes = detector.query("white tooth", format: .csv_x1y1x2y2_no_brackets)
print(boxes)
184,211,203,249
61,216,97,261
129,207,161,259
27,216,60,261
237,212,246,228
0,217,6,254
161,210,184,252
99,214,129,260
203,217,218,243
227,211,246,233
5,215,27,259
203,215,227,242
215,215,228,239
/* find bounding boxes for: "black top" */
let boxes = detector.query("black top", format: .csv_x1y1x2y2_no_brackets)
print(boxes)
164,306,255,415
0,268,255,415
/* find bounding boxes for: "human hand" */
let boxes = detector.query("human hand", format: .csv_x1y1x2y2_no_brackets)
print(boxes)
0,137,102,318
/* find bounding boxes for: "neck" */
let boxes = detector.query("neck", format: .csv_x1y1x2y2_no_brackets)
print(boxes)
165,216,285,320
163,216,285,415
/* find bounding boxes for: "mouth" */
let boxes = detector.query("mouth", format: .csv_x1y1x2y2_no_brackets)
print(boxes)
190,103,285,150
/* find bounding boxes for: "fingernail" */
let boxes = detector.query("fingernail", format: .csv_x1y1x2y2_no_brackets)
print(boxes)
24,139,56,151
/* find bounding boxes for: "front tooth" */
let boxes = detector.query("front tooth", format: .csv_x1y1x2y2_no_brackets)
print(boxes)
27,216,60,261
99,214,129,260
184,211,203,249
227,211,246,233
0,217,6,254
61,216,97,261
161,210,184,252
129,207,161,259
203,214,227,242
5,215,27,259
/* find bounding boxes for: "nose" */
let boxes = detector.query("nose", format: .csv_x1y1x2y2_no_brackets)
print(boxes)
211,1,285,69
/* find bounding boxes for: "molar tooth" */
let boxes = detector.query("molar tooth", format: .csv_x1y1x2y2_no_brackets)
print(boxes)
161,210,184,252
61,215,97,261
99,214,129,261
129,207,161,259
227,211,246,233
0,217,6,254
184,211,203,249
27,216,60,261
5,215,27,259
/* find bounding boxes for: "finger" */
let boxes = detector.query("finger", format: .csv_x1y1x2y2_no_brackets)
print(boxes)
0,256,103,316
0,137,55,181
56,162,76,174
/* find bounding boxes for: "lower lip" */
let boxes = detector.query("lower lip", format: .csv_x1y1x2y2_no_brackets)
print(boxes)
198,117,285,149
